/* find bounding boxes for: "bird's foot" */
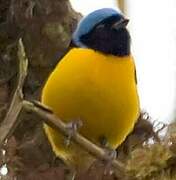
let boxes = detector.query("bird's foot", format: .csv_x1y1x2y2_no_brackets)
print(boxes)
99,136,117,175
64,119,83,146
103,148,117,175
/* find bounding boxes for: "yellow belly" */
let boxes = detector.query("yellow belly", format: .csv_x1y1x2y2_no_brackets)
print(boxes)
42,48,140,170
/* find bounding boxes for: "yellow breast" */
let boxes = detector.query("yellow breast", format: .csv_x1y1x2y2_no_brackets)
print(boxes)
42,48,140,170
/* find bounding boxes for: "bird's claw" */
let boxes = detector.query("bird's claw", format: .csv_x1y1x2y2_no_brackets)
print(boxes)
99,136,117,175
104,148,117,175
64,119,83,146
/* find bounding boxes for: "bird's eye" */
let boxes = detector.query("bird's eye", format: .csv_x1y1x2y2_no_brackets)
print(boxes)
96,24,105,30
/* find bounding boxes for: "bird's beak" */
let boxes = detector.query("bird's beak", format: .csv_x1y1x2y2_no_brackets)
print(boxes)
112,18,129,30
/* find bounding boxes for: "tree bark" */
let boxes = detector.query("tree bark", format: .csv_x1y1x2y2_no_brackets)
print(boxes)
0,0,81,179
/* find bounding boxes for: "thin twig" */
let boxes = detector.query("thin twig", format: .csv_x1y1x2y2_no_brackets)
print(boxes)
0,38,28,147
22,100,125,171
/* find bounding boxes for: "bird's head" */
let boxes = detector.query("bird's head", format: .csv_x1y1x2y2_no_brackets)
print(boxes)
72,8,131,56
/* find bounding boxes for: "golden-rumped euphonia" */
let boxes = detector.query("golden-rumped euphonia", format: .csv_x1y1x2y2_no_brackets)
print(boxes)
42,8,140,176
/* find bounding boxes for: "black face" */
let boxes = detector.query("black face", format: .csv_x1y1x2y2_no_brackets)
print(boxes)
79,16,131,56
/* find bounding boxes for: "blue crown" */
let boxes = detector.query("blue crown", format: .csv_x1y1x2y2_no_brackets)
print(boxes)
73,8,123,47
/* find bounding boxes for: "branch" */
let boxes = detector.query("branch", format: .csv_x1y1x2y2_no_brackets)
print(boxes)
22,100,125,172
0,38,28,146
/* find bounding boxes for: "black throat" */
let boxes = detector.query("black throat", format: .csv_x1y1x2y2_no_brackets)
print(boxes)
80,27,130,56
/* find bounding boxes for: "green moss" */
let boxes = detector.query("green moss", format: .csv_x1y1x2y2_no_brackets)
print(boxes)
126,143,172,179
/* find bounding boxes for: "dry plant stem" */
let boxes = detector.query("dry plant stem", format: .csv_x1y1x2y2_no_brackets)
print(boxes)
22,100,125,172
0,39,28,147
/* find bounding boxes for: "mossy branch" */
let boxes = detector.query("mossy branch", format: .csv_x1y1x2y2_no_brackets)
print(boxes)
0,39,125,173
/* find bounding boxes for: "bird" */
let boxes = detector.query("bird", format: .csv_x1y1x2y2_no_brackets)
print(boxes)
41,8,140,179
